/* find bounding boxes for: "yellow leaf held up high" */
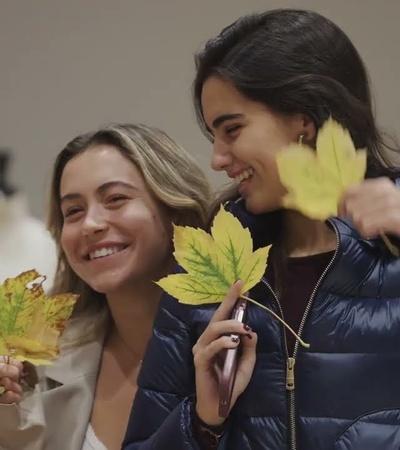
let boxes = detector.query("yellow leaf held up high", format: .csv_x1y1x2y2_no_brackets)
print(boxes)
0,270,78,366
157,207,271,305
276,118,367,220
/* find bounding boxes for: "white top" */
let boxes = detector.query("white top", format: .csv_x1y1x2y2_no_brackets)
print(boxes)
82,424,108,450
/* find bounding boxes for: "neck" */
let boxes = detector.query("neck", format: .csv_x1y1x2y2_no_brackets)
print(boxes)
281,210,337,257
105,280,162,359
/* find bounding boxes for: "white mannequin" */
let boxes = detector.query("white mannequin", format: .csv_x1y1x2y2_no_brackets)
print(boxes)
0,151,57,291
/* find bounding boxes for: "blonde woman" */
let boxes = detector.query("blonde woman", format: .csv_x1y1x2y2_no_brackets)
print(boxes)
0,123,212,450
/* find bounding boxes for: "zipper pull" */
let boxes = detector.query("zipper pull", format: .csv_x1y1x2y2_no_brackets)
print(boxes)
286,357,295,391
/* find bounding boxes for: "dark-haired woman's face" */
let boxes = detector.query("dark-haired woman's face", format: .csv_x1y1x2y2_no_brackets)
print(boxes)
201,76,306,214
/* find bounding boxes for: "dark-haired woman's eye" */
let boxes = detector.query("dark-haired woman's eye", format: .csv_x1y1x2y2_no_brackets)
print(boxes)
226,125,242,136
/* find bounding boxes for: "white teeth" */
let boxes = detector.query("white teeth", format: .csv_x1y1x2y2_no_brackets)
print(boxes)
235,168,254,185
89,247,123,260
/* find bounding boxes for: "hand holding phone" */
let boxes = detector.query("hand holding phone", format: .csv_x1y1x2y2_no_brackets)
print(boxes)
218,297,248,418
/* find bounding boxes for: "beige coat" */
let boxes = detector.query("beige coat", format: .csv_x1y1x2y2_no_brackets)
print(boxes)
0,336,103,450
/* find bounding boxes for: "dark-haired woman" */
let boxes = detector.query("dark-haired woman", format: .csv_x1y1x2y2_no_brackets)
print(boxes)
124,9,400,450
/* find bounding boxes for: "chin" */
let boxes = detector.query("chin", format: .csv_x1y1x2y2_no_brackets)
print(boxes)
88,283,115,295
244,197,278,215
86,276,122,294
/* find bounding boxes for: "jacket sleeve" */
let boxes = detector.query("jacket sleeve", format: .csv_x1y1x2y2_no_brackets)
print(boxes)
0,387,46,450
122,291,202,449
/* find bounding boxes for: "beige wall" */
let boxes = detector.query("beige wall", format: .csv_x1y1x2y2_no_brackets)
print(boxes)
1,0,399,218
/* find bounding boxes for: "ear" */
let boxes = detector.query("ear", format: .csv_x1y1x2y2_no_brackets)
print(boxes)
300,114,317,145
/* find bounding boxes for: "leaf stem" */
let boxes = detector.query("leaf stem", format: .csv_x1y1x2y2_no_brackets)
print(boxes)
240,294,310,349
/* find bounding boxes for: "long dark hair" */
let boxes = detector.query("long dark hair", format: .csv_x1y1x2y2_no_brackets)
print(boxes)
194,8,400,203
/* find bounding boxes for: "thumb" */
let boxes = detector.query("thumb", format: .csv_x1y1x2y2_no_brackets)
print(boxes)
210,281,243,324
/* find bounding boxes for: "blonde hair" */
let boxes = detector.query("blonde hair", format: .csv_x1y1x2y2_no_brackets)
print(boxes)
46,123,212,340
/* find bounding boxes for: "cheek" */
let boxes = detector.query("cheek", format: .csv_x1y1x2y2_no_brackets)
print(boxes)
233,127,269,161
158,213,173,237
246,121,294,161
60,226,77,261
152,215,172,244
149,212,173,249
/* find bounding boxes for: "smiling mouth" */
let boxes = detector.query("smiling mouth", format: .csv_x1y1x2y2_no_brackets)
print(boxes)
85,245,128,261
234,168,254,185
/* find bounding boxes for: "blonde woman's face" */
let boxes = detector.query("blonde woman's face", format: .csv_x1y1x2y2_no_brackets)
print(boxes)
59,145,173,295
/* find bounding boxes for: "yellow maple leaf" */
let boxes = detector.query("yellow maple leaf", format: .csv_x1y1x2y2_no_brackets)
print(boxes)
157,207,271,304
276,118,367,220
0,270,78,366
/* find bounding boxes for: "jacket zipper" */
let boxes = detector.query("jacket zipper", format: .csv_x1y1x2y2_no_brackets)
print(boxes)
261,220,339,450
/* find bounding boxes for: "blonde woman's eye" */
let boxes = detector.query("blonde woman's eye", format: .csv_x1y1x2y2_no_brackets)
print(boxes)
108,195,128,203
64,207,82,218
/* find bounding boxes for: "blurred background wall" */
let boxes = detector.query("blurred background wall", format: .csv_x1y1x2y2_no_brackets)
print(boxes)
1,0,399,219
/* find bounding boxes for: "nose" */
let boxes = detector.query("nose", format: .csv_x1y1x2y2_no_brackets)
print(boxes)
211,139,232,172
82,205,108,237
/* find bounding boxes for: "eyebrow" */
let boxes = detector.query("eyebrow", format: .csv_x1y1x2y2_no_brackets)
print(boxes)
60,181,138,205
206,113,244,133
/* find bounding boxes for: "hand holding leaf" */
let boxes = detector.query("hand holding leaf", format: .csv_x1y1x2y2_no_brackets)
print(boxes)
157,207,309,348
276,118,398,255
276,118,367,220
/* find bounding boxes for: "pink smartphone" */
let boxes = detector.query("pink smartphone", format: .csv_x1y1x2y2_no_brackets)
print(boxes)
218,297,248,418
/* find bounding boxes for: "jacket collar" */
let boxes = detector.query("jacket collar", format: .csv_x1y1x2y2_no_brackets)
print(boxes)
226,177,400,250
44,328,105,385
225,198,395,295
226,197,388,254
45,340,103,384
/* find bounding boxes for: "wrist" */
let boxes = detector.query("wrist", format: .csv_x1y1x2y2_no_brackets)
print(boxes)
195,404,225,427
193,404,227,449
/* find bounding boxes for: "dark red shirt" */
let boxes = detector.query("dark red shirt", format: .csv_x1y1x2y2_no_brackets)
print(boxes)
267,251,334,354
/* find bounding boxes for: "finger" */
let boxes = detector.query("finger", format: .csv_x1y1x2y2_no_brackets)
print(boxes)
344,178,391,199
339,194,398,236
339,190,381,220
195,319,250,349
349,204,400,238
194,335,241,369
0,363,22,382
230,332,258,402
239,330,258,353
0,356,23,371
340,178,397,216
0,377,23,396
0,390,22,405
209,281,243,325
235,333,258,378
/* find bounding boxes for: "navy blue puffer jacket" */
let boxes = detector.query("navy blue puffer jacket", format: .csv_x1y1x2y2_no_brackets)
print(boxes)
123,199,400,450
